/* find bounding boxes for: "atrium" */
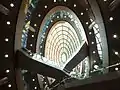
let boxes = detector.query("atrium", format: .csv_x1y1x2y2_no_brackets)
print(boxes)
0,0,120,90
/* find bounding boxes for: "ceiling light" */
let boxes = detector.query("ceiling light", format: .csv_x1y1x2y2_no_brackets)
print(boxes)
10,3,14,7
104,0,107,1
5,54,8,58
93,60,96,63
91,42,94,44
113,34,117,38
89,32,92,35
115,51,118,55
38,14,41,17
34,24,37,27
34,87,37,89
6,69,10,73
81,12,84,15
93,51,96,54
54,0,56,2
44,5,47,8
8,84,12,88
74,4,76,7
86,22,89,25
40,46,42,48
109,17,113,21
32,79,35,81
5,38,9,42
46,26,48,28
57,16,59,18
115,67,118,71
32,35,34,37
7,21,10,25
64,0,67,2
30,44,33,47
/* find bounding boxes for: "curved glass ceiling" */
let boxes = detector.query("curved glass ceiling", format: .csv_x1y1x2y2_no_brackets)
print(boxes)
45,21,85,68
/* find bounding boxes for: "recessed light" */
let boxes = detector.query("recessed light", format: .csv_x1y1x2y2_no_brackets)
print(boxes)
7,21,10,25
89,32,92,35
115,51,118,55
32,35,34,37
91,42,94,44
30,44,33,47
86,22,89,25
93,51,96,54
5,38,9,42
32,79,35,81
5,54,8,58
115,67,118,71
34,87,37,89
38,14,41,17
34,24,37,27
10,3,14,7
57,16,59,18
109,17,113,21
46,26,48,28
113,34,117,38
44,5,47,8
54,0,56,2
8,84,12,88
81,12,84,15
104,0,107,2
74,4,76,7
64,0,67,2
6,69,10,73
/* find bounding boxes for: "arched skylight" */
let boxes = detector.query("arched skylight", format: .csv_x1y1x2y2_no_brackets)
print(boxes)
45,21,81,66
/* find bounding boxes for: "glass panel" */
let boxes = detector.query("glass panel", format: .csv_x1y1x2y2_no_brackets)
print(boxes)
45,21,85,67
